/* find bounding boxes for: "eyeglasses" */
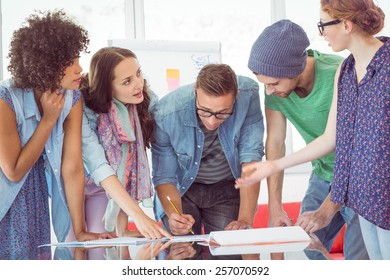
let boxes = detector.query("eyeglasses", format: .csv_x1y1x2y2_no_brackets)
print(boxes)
196,108,233,120
195,92,234,120
317,19,341,35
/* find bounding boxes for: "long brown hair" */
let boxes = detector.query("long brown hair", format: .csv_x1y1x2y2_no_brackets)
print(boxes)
321,0,385,35
80,47,154,147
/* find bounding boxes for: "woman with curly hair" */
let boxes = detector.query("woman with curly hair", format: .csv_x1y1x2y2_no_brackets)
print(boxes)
80,47,171,243
0,10,114,260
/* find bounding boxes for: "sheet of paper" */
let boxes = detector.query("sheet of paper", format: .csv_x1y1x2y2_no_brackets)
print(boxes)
209,226,310,246
170,234,209,243
82,237,163,247
39,236,169,248
40,234,210,248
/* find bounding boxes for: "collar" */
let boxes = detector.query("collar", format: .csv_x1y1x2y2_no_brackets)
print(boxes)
23,89,41,121
182,95,199,127
368,36,390,72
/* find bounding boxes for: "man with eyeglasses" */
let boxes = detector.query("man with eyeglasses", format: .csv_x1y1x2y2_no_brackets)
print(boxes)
151,64,264,245
247,19,368,260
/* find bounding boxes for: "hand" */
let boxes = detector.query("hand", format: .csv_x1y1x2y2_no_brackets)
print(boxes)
295,210,333,234
266,206,292,261
224,220,252,231
167,242,197,260
268,205,293,227
75,230,117,242
40,90,65,125
235,160,280,189
135,241,172,260
168,212,195,235
133,213,173,239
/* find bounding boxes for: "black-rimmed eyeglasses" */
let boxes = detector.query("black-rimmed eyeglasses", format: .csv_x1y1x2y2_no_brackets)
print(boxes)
196,107,233,120
195,93,234,120
317,19,341,35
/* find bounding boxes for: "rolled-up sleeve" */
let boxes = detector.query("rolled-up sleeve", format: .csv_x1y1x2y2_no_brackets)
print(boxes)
81,108,115,185
151,123,179,188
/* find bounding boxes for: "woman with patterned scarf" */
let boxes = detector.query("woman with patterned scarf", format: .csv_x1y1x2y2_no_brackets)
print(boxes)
79,47,171,241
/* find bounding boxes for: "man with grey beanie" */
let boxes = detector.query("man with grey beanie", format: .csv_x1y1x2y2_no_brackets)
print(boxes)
242,19,368,260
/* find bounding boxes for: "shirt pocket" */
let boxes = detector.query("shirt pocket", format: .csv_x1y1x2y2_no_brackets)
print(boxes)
177,153,192,170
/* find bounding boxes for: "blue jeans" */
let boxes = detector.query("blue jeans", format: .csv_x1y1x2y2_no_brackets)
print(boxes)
162,179,240,235
301,173,368,260
359,216,390,259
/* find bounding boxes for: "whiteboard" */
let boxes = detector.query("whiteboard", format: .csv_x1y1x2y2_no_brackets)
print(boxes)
108,39,221,98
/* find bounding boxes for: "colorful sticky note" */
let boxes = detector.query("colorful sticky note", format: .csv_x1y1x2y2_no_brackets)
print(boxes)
166,69,180,91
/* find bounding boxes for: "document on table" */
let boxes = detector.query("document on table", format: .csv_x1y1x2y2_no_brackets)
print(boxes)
39,236,160,248
209,226,310,246
40,234,209,248
207,226,311,256
40,226,310,253
171,234,209,243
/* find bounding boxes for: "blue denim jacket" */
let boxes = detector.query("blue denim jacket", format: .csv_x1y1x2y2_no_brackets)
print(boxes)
82,92,159,185
0,79,74,242
151,75,265,220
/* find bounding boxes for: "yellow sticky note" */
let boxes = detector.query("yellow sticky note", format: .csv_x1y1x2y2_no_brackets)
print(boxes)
166,69,180,79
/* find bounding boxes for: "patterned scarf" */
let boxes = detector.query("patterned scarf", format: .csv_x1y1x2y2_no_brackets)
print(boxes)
97,98,153,231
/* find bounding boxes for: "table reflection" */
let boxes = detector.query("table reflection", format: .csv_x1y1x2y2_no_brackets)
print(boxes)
53,234,328,260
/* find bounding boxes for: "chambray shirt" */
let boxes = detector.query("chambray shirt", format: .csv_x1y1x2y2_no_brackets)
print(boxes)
0,79,75,242
332,37,390,230
151,75,265,221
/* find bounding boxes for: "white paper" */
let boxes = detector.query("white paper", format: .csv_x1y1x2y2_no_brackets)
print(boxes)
39,236,167,248
209,226,310,246
170,234,209,243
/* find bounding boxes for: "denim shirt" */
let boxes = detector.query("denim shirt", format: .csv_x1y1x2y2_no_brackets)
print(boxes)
151,75,265,220
82,92,159,186
0,79,74,242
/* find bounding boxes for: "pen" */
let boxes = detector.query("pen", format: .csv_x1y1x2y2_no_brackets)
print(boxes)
166,195,195,235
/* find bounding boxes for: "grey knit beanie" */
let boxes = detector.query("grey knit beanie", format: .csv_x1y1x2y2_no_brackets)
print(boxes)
248,19,310,78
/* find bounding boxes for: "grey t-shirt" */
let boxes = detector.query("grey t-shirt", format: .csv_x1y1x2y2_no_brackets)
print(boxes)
195,120,234,184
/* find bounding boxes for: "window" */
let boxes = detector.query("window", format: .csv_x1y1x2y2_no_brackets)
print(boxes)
0,0,126,79
144,0,271,79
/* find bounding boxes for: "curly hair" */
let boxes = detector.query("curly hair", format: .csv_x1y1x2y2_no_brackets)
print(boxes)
80,47,155,148
7,10,89,92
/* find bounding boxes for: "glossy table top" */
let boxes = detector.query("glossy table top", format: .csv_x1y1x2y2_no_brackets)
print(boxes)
53,234,329,260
